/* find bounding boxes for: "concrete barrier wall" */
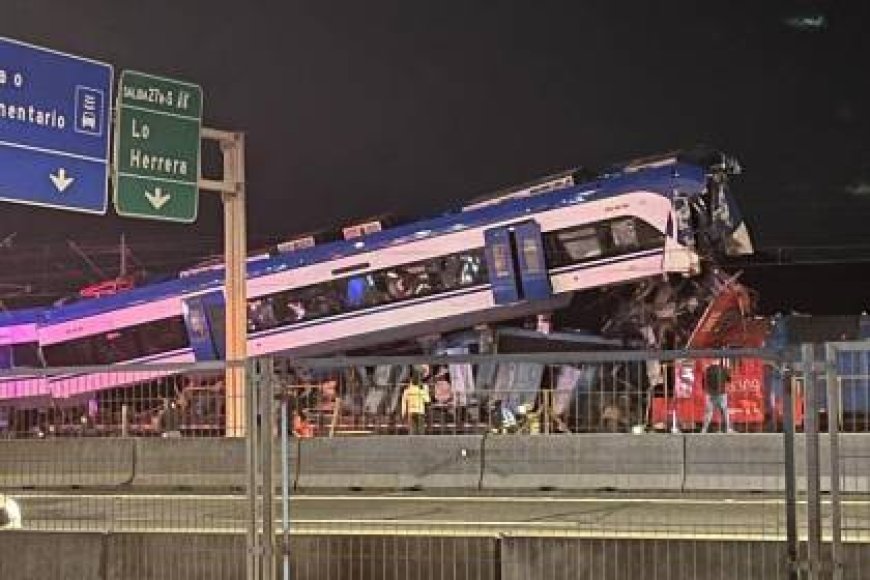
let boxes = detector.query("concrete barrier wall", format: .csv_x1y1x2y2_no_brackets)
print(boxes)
109,532,244,580
134,438,248,488
0,531,106,580
1,433,869,493
296,435,483,490
5,531,870,580
681,433,870,493
0,439,134,488
481,434,684,491
287,535,498,580
839,433,870,493
0,531,498,580
133,438,299,489
0,531,246,580
683,433,790,492
500,537,870,580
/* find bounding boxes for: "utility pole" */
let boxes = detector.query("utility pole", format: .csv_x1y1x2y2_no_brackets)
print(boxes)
199,128,247,437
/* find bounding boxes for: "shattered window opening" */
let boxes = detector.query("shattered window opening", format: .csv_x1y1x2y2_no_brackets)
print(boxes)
610,218,639,249
555,227,602,262
544,218,665,269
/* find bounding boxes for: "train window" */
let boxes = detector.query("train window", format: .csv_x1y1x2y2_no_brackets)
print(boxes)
43,338,96,367
246,248,489,334
0,345,11,369
248,289,307,332
521,237,544,274
344,275,377,308
11,342,41,368
96,329,141,364
137,317,189,356
549,226,602,265
307,282,343,318
634,219,665,247
384,269,414,300
43,316,190,366
491,243,512,278
248,299,279,330
544,218,665,269
610,218,638,249
460,253,486,285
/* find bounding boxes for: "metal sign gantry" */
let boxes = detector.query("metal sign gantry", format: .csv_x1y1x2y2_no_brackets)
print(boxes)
1,35,249,437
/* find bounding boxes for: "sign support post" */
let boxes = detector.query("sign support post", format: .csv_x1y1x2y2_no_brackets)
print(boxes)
199,127,247,437
114,70,245,433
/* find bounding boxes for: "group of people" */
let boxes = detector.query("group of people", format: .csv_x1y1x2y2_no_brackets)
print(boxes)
284,369,434,437
240,359,739,439
399,359,736,435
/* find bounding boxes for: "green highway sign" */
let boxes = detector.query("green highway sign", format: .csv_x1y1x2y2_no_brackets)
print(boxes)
113,70,202,222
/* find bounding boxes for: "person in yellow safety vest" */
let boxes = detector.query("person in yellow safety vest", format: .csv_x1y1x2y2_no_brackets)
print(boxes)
401,374,430,435
520,405,542,434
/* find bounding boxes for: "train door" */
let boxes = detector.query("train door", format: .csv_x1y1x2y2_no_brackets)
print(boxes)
484,227,519,305
182,291,226,361
513,221,552,301
484,221,551,306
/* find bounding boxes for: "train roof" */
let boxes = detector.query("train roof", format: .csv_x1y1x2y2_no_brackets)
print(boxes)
257,159,707,271
35,156,714,325
0,308,42,326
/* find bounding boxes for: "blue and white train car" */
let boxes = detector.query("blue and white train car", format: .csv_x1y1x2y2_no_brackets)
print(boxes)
0,309,48,401
0,150,753,401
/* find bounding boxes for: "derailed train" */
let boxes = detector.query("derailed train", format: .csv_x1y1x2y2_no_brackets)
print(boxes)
0,150,753,416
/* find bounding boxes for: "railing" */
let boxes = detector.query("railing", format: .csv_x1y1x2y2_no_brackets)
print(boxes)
0,349,804,438
272,349,787,437
2,345,870,579
0,364,236,439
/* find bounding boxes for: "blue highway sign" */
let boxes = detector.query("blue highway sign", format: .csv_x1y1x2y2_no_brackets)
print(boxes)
0,37,112,214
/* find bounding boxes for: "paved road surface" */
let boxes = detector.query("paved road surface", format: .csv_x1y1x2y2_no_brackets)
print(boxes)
7,492,870,541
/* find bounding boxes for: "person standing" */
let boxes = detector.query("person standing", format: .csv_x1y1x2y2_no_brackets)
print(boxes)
401,372,430,435
292,409,314,438
159,398,182,438
701,360,733,433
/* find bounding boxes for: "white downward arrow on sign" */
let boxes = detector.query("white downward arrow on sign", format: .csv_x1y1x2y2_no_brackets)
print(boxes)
49,168,75,193
144,187,171,210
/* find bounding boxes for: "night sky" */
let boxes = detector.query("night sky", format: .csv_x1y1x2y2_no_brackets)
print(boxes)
1,0,869,313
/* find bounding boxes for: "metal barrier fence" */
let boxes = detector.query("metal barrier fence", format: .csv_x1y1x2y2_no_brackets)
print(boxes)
1,347,870,579
814,341,870,580
3,343,870,439
0,362,241,439
0,360,257,580
272,349,789,437
265,348,870,580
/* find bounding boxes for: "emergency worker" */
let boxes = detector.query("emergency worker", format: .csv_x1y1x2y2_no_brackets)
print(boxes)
401,371,430,435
